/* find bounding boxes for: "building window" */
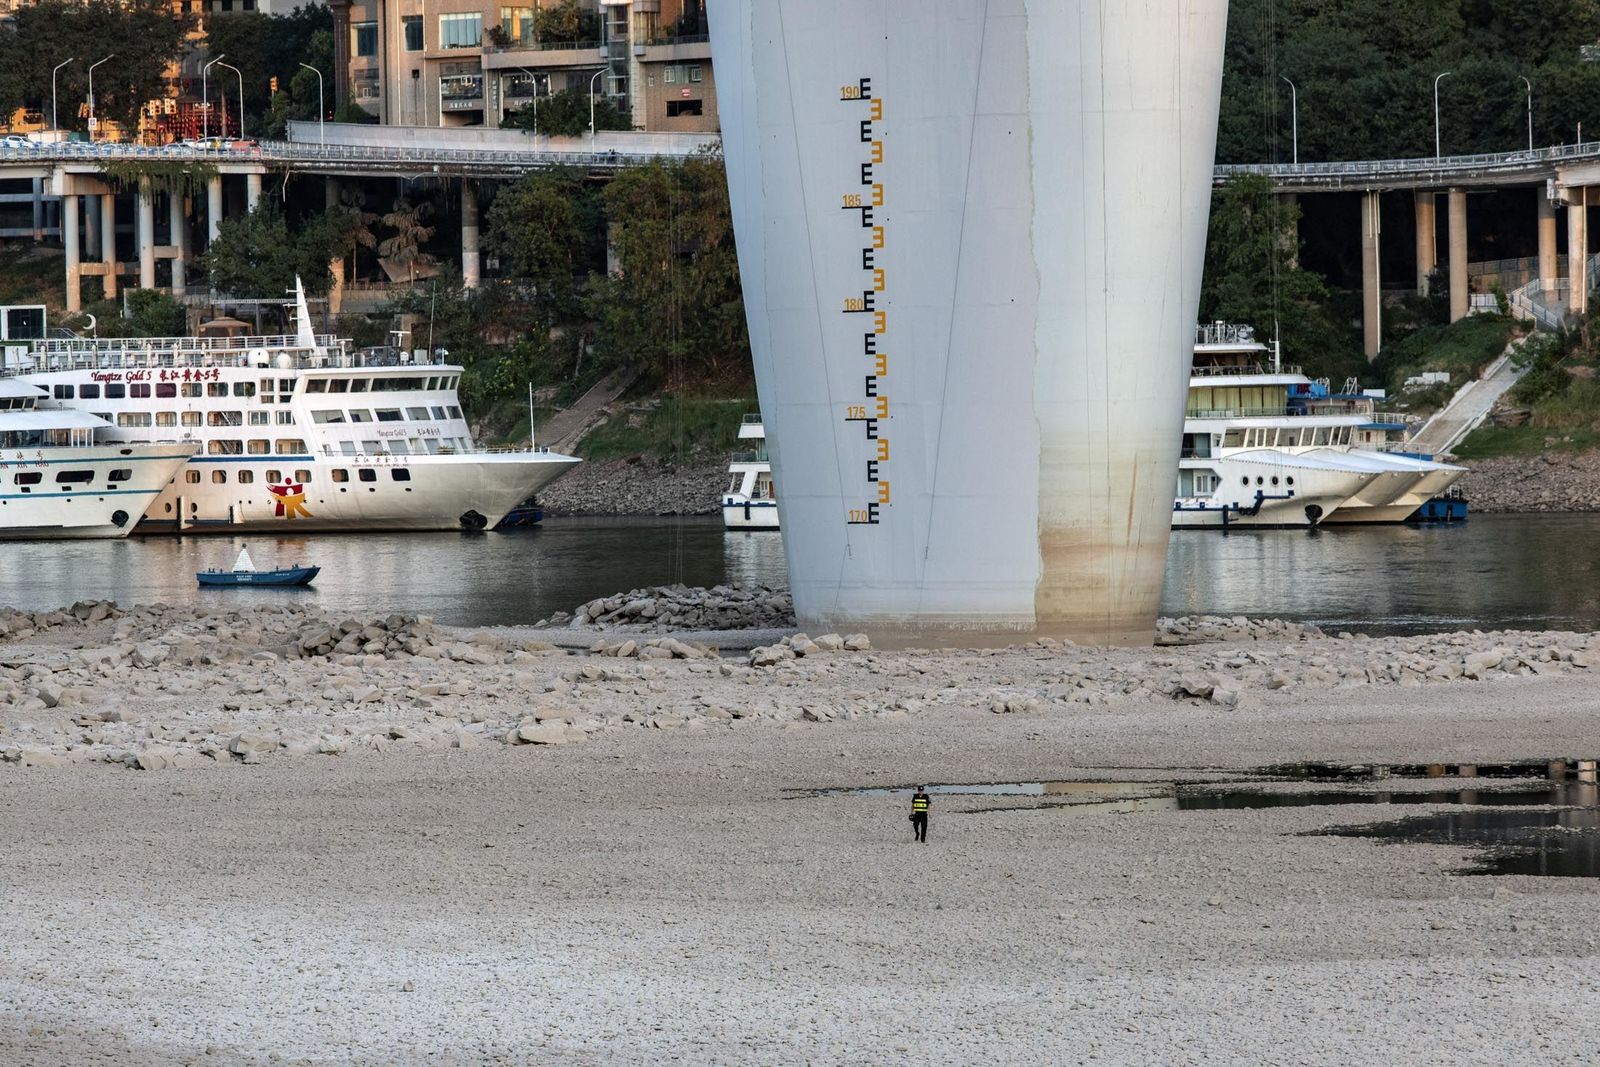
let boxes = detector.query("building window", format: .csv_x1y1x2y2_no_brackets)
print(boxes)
353,21,379,58
500,6,532,44
689,64,703,83
439,12,482,49
403,15,424,51
667,99,703,118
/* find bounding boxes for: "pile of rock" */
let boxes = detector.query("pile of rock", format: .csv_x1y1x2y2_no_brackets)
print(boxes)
0,600,123,640
748,631,870,666
553,585,795,632
587,636,720,660
1156,615,1325,645
1457,450,1600,513
537,457,728,517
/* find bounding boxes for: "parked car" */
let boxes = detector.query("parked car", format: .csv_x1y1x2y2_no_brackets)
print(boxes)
0,134,34,149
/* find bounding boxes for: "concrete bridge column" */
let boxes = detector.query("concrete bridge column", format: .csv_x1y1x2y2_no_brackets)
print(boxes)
461,180,480,289
85,193,101,260
1448,188,1469,323
170,192,188,295
245,171,262,212
1539,192,1559,301
1361,190,1382,360
31,178,44,242
207,176,223,243
99,192,117,299
1414,191,1436,294
62,194,81,313
137,179,156,291
1570,189,1589,318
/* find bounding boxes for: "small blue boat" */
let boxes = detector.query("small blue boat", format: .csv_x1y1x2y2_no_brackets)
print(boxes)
197,548,319,587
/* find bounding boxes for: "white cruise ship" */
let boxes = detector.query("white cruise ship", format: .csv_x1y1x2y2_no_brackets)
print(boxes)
1175,324,1463,528
0,378,196,538
722,414,779,530
5,288,579,533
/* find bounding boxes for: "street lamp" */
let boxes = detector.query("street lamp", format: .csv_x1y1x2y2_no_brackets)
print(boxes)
86,54,114,140
216,61,245,139
588,68,605,151
51,58,76,132
1520,76,1533,153
1280,75,1298,165
202,53,227,140
298,63,325,144
515,67,542,135
1434,71,1452,161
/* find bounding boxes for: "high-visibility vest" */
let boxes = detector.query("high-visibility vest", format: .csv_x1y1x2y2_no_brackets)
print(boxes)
911,794,929,813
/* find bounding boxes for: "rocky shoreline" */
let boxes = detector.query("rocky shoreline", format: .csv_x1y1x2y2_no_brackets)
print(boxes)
538,457,727,517
1459,449,1600,512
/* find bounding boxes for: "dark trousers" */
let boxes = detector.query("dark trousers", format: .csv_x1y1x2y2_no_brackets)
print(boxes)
911,812,928,842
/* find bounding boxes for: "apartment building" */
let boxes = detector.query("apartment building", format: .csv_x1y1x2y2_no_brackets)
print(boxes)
331,0,715,133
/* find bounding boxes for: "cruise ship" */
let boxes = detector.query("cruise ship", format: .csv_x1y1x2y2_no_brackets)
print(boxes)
0,378,196,538
1174,324,1464,528
4,288,579,533
722,414,779,530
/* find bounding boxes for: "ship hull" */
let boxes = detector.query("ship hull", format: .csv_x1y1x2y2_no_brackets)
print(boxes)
0,443,195,540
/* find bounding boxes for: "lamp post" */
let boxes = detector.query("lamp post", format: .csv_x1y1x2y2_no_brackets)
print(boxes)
588,68,604,151
298,63,325,144
216,61,244,139
87,54,114,140
1280,75,1298,165
51,58,76,131
516,67,541,135
202,53,227,140
1520,76,1533,153
1434,71,1452,161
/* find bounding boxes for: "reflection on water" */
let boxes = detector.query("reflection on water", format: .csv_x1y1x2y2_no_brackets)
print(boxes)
1322,809,1600,877
0,519,790,627
6,512,1600,632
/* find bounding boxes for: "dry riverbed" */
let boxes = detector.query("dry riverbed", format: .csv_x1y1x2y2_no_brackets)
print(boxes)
4,594,1600,1063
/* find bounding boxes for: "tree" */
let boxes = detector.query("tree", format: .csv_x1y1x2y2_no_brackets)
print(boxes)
197,202,345,298
0,0,192,134
485,169,597,325
203,6,333,135
332,187,379,284
379,199,437,285
503,87,633,137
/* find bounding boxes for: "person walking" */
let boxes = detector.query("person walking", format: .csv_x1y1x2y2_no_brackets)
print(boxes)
909,786,930,843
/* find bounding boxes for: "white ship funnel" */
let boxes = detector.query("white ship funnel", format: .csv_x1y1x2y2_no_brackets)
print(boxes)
709,1,1229,645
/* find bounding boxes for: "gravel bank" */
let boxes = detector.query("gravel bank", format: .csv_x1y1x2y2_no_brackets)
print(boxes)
538,457,727,516
1460,449,1600,512
4,600,1600,1063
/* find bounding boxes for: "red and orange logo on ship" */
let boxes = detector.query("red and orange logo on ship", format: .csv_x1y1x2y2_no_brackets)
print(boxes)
268,478,312,519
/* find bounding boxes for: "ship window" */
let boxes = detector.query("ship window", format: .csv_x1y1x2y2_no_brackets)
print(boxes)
105,383,126,399
1287,476,1295,486
407,407,429,420
156,412,176,427
265,469,281,482
390,441,410,455
1240,477,1248,486
425,377,438,390
431,406,447,419
184,470,200,484
259,378,274,394
54,469,93,483
275,439,307,454
207,382,228,397
207,411,243,427
260,394,275,405
130,384,151,399
349,379,369,393
247,439,271,454
312,410,345,424
156,383,176,399
358,468,377,482
15,472,40,485
1271,476,1279,486
248,411,270,425
392,468,411,482
295,469,312,483
78,384,100,399
276,411,296,425
182,412,202,426
348,409,372,423
331,468,349,483
279,379,294,393
449,406,463,419
1255,477,1264,486
376,408,402,422
362,440,381,453
238,470,254,484
116,412,153,427
211,470,227,484
340,442,356,455
328,380,349,393
207,440,244,455
181,383,202,398
306,380,327,393
53,384,74,398
1282,431,1298,447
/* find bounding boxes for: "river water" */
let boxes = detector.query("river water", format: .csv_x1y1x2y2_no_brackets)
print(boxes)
0,514,1595,634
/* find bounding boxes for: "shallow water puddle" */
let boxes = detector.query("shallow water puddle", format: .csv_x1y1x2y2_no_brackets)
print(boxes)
1320,809,1600,877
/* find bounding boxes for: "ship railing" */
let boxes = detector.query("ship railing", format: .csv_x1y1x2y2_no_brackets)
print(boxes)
318,445,566,459
1190,363,1303,377
741,413,763,424
1186,406,1310,418
729,450,767,463
1193,322,1258,345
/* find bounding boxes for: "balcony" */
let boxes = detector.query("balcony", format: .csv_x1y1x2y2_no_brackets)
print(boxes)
440,74,484,111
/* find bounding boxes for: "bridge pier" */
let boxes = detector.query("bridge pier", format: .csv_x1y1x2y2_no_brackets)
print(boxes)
1570,188,1588,317
62,193,80,313
246,172,262,212
1448,188,1468,323
1361,190,1381,359
31,178,44,242
461,180,480,289
99,192,117,300
1539,191,1559,300
170,191,188,295
137,179,156,291
1414,191,1436,294
207,176,223,244
84,192,100,260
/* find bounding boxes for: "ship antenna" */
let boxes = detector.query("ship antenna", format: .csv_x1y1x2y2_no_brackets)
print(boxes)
1272,317,1282,373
